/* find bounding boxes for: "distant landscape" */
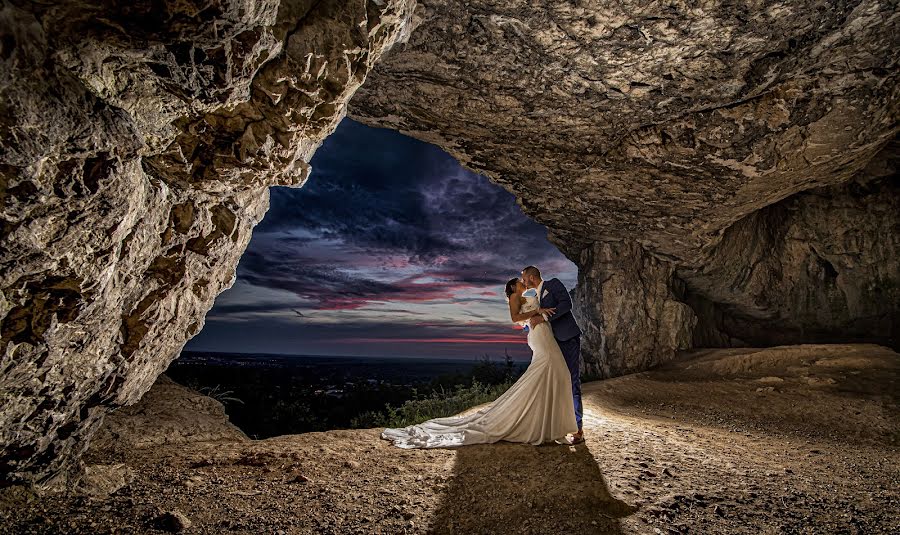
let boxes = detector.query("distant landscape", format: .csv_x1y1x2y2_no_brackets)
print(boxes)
167,351,527,439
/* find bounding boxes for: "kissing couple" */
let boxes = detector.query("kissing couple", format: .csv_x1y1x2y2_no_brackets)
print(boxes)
381,265,584,448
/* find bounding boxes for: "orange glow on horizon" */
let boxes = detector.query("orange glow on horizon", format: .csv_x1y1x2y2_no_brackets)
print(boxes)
336,335,526,345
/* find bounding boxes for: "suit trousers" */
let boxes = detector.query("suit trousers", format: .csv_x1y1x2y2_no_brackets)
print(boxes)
556,335,582,430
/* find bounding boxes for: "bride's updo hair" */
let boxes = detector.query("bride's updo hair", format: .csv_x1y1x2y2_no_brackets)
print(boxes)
504,277,519,299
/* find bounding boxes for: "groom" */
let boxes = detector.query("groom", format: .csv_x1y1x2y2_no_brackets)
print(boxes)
521,265,584,444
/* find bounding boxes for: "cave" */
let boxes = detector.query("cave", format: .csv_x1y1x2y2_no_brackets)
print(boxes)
0,0,897,524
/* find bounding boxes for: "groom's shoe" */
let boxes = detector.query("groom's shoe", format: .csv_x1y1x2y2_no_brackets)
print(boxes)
555,430,585,445
569,430,585,445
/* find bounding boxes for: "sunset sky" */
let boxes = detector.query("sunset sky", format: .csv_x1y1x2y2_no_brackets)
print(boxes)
184,118,578,360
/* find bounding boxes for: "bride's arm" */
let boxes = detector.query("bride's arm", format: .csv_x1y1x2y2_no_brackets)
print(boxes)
508,294,542,323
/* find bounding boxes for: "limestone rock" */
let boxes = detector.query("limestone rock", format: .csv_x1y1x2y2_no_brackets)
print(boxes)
682,158,900,349
89,375,247,453
574,240,697,377
75,463,134,499
0,0,416,489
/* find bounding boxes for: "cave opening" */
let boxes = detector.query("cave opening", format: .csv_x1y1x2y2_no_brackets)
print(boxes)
167,117,579,438
1,1,897,517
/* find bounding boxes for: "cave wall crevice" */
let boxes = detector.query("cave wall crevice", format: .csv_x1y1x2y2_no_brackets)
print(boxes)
681,155,900,351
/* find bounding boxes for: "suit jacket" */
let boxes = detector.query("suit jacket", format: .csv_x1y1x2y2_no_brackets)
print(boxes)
538,278,582,341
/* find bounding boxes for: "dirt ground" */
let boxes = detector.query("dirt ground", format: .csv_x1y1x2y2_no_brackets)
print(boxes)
2,343,898,534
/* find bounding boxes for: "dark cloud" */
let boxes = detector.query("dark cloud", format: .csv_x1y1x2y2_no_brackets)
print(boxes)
188,118,576,357
239,119,571,309
254,120,462,261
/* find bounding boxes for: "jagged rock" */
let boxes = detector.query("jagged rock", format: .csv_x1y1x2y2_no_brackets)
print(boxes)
0,0,416,489
349,0,899,374
75,463,134,498
682,166,900,349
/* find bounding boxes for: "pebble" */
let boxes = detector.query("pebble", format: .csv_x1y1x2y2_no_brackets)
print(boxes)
288,473,309,483
154,510,192,532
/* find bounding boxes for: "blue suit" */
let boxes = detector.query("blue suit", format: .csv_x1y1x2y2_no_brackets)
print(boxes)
538,278,583,430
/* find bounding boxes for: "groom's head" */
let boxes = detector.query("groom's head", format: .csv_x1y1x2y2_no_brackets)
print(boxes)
521,266,542,289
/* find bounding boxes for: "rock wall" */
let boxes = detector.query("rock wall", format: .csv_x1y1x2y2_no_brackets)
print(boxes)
682,146,900,350
348,0,899,375
0,0,416,489
573,155,899,377
574,240,696,379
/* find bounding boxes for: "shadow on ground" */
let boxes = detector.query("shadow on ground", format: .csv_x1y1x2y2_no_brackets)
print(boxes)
428,440,636,534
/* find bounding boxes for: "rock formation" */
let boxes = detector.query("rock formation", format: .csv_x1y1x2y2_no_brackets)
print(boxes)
0,0,897,492
89,375,247,453
348,0,899,377
1,0,416,489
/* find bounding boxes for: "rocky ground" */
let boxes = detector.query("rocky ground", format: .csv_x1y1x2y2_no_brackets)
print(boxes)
1,343,898,534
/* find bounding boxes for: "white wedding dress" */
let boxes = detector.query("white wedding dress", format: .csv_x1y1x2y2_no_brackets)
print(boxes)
381,294,577,448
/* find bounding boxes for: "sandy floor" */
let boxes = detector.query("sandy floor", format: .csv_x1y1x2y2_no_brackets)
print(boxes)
2,344,898,534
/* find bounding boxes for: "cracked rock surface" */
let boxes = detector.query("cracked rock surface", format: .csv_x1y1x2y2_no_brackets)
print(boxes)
1,0,416,489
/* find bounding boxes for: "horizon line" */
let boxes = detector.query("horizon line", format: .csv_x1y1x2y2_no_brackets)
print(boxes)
178,348,533,361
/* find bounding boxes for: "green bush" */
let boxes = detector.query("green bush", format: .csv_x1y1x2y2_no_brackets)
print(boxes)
470,350,519,385
351,379,514,429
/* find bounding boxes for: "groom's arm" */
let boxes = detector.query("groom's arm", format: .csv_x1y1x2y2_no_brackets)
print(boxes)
545,279,573,321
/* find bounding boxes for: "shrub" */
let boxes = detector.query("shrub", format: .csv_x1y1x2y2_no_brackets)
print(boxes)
195,384,245,405
352,379,514,429
470,350,519,385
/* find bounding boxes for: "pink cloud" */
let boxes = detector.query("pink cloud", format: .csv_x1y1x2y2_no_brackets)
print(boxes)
338,333,526,345
316,272,484,310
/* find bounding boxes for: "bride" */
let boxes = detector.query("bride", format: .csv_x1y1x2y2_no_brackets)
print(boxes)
380,277,578,448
